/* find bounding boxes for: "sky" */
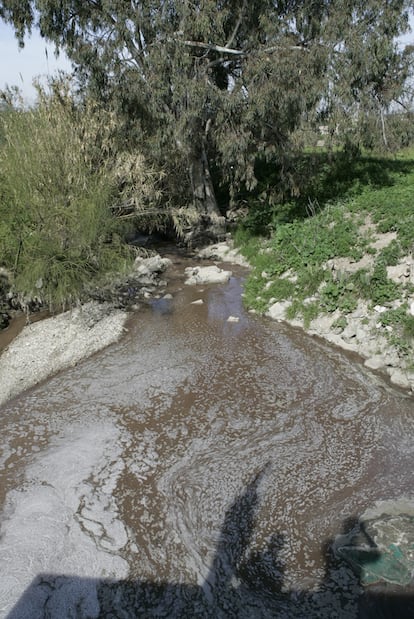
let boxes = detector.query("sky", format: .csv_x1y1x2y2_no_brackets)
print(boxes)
1,16,414,105
0,21,72,103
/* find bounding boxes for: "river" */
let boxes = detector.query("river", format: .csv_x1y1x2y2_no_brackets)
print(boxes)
0,254,413,618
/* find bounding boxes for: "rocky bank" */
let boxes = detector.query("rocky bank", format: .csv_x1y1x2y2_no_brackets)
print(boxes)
1,238,413,408
0,254,171,407
199,241,414,394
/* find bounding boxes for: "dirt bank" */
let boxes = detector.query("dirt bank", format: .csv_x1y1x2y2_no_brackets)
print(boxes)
0,253,175,407
0,302,128,407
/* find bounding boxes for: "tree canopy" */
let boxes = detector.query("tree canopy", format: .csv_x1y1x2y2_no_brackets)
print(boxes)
1,1,413,239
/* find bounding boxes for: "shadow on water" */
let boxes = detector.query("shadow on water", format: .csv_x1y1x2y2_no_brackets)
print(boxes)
7,469,414,618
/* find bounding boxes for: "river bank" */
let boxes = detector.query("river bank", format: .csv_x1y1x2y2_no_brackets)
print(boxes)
0,253,172,407
0,303,128,407
199,241,414,394
1,237,413,409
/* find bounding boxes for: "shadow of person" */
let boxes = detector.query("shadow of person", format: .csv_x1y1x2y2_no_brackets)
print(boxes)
8,481,414,618
6,466,285,618
238,532,285,595
202,466,267,602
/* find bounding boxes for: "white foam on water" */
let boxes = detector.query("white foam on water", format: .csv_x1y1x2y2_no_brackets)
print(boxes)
0,419,129,617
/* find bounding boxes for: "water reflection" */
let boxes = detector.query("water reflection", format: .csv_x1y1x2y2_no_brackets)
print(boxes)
7,471,414,618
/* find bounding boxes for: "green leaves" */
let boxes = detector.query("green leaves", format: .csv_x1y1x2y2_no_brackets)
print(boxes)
3,0,412,215
0,81,145,307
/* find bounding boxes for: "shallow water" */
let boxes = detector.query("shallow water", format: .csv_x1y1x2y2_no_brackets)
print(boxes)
0,257,413,618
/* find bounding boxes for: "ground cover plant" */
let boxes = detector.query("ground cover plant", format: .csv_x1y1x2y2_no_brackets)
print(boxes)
236,147,414,357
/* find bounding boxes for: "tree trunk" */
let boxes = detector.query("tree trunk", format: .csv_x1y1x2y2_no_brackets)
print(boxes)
187,142,225,245
190,143,220,217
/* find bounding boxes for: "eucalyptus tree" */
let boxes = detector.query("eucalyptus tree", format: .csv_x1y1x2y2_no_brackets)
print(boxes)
1,1,413,236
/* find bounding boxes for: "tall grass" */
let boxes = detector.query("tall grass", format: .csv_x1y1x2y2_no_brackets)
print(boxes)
0,81,161,308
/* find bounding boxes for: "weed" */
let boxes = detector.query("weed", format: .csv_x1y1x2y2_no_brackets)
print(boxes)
369,262,401,305
332,316,348,332
237,147,414,362
377,240,402,266
302,302,320,328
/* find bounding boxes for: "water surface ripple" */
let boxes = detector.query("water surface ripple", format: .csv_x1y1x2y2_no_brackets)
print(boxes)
0,262,413,617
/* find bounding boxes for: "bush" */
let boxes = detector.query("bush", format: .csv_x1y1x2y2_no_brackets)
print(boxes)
0,80,160,308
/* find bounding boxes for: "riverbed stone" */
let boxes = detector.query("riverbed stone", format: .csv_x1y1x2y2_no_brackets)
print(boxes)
227,315,240,322
266,300,291,321
197,242,250,267
184,265,232,285
389,368,411,389
365,356,386,371
134,255,172,277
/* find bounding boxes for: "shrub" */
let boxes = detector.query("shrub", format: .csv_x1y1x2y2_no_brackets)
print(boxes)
0,80,160,307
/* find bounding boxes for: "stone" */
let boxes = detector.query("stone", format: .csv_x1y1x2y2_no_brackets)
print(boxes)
197,242,249,267
280,269,298,283
387,263,410,282
184,266,232,285
365,356,386,371
389,368,411,389
266,300,291,322
134,255,171,277
227,316,239,323
342,319,361,340
191,299,204,305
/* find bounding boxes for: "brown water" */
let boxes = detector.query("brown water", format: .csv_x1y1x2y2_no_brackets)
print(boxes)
0,255,413,618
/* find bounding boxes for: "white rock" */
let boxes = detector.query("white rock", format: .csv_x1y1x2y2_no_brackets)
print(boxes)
342,322,357,340
266,300,291,321
374,305,387,314
389,368,411,389
134,255,171,276
184,265,232,285
280,269,298,283
410,301,414,317
356,325,371,341
197,242,250,266
191,299,204,305
387,264,410,282
227,316,240,323
365,356,386,370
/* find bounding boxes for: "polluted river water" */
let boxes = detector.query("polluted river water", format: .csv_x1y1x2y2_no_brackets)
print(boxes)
0,253,414,618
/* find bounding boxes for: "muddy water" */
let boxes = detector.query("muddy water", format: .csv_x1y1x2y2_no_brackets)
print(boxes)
0,257,414,618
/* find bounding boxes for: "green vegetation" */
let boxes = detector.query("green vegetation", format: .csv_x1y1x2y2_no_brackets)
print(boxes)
2,0,413,219
0,83,160,308
236,148,414,356
1,1,414,314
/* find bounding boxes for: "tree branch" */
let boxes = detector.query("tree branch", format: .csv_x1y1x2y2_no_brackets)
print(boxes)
177,38,308,58
225,0,247,48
